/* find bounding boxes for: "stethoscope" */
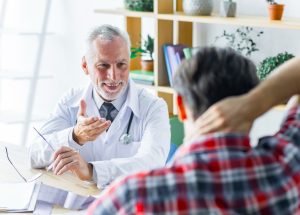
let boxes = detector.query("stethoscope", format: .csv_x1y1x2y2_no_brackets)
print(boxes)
119,111,134,145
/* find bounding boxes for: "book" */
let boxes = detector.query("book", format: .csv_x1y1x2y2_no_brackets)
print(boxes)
132,78,154,86
0,182,39,212
183,47,193,59
166,44,188,77
163,44,173,86
183,47,201,59
163,44,188,86
175,50,185,65
130,70,154,82
0,181,96,213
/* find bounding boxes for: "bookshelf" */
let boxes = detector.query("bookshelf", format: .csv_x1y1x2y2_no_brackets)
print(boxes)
95,0,300,115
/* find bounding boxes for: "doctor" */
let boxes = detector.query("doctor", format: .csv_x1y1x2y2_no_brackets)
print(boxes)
29,25,170,188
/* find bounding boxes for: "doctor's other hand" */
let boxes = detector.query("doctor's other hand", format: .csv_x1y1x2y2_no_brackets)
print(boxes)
186,95,255,141
52,146,93,180
73,99,111,145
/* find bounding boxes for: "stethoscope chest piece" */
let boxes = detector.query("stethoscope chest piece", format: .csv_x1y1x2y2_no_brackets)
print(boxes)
119,111,134,145
119,133,132,145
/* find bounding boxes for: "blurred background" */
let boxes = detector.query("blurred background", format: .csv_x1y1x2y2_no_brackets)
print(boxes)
0,0,299,146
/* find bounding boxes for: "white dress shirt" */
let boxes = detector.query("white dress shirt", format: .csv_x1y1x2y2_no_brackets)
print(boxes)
29,79,170,188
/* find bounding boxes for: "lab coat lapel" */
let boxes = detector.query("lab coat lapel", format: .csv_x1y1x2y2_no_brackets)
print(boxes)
103,108,123,143
103,80,139,143
82,84,100,117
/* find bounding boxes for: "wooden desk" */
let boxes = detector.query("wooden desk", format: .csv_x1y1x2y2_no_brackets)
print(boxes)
0,142,100,214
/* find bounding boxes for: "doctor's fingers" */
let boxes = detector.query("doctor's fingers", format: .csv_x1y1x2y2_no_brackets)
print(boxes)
77,115,99,126
53,152,79,175
86,122,111,138
52,146,74,160
88,120,111,132
52,150,78,172
84,118,108,130
56,159,79,176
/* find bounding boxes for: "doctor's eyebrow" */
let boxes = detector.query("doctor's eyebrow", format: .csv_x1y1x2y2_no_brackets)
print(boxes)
98,58,129,64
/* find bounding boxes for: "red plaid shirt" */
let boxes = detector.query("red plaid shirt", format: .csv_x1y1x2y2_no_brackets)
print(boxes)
87,107,300,215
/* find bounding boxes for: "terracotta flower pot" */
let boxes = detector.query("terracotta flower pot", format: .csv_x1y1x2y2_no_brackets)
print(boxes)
141,60,154,72
268,4,284,20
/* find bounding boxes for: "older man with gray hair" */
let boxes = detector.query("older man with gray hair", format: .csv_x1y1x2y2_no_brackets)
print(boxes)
29,25,170,188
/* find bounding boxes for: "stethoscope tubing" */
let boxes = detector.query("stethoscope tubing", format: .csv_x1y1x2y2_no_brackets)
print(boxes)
126,111,134,134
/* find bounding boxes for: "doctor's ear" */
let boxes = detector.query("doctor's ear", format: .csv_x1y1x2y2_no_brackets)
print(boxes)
176,95,187,122
82,56,89,75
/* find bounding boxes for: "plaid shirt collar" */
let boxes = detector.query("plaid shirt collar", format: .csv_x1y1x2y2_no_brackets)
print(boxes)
175,133,251,160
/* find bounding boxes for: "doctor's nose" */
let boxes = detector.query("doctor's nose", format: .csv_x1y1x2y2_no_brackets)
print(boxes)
107,67,117,80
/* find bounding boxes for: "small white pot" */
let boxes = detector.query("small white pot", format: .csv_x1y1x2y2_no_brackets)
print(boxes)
183,0,213,16
220,1,237,17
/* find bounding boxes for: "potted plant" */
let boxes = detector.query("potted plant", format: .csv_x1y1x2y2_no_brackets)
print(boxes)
257,52,294,80
214,26,263,57
182,0,213,16
124,0,153,12
131,34,154,72
220,0,237,17
266,0,284,20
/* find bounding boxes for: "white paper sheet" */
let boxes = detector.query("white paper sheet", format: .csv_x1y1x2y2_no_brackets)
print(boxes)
0,182,36,210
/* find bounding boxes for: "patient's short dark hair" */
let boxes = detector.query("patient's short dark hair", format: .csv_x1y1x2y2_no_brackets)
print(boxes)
173,47,259,119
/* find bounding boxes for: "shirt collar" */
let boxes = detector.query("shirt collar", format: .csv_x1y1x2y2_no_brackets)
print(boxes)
69,79,140,118
92,83,128,111
175,133,251,160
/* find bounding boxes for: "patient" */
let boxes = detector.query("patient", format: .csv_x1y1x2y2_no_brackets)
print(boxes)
87,47,300,214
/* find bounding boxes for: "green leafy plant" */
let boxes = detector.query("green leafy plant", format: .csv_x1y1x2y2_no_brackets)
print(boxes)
266,0,278,4
124,0,153,12
257,52,294,80
214,26,263,57
131,34,154,60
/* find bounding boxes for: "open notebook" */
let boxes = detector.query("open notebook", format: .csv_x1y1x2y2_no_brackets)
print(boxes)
0,182,95,213
0,182,38,212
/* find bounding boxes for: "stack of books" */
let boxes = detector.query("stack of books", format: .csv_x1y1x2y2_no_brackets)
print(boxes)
130,70,154,86
163,44,187,86
163,44,200,86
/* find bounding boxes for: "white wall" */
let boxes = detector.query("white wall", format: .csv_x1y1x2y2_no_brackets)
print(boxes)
195,0,300,64
194,0,300,145
33,0,155,116
45,0,300,111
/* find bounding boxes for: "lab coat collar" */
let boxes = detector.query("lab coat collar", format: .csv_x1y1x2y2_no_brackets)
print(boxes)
68,79,140,118
92,85,128,112
68,84,98,118
125,79,140,118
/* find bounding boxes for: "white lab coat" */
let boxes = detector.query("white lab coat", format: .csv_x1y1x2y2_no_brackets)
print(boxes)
29,79,170,188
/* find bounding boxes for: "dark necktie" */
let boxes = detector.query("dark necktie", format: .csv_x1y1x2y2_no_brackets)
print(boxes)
99,102,118,122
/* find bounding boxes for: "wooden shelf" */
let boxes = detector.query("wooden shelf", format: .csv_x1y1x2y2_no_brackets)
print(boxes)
158,12,300,30
94,9,300,30
94,8,155,18
135,83,156,91
157,86,175,94
95,1,300,115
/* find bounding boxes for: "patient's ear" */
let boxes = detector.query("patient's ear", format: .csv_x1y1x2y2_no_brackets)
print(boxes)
82,56,89,75
176,95,187,121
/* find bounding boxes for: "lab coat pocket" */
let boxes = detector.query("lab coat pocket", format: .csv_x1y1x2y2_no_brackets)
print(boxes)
117,140,141,158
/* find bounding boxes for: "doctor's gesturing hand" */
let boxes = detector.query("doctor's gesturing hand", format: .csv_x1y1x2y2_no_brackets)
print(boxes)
52,146,93,180
72,100,111,145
